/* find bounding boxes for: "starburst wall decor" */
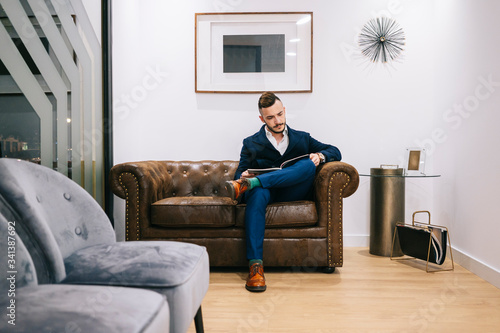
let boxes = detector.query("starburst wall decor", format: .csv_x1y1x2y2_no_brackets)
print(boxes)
358,17,405,64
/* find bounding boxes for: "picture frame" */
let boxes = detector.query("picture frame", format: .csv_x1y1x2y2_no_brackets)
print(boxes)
195,12,313,93
404,148,426,176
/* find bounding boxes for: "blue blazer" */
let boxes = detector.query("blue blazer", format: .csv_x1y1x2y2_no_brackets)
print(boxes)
234,125,341,180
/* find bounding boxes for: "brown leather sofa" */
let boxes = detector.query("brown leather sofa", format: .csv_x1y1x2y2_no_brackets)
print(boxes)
110,160,359,271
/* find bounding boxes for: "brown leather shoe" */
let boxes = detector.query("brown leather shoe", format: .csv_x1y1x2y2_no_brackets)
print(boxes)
225,179,250,200
245,263,266,292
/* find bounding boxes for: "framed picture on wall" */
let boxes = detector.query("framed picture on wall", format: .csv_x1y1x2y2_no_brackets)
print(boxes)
404,148,426,176
195,12,313,93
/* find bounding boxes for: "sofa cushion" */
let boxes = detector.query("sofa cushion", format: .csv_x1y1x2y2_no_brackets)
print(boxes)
151,196,236,227
235,200,318,228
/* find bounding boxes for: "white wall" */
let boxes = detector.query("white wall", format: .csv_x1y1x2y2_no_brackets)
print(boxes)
433,0,500,282
111,0,500,281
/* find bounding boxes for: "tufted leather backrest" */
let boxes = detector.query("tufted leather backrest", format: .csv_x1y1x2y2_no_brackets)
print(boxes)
162,161,238,198
0,159,116,283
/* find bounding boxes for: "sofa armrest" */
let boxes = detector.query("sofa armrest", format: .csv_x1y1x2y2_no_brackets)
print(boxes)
314,161,359,267
110,161,174,240
315,161,359,200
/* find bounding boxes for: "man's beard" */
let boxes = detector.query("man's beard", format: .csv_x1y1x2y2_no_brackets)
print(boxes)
266,122,286,134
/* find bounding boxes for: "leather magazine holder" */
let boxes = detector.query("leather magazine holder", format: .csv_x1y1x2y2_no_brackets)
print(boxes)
391,211,454,272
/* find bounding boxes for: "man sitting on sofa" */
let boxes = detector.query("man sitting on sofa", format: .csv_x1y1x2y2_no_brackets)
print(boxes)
225,91,342,292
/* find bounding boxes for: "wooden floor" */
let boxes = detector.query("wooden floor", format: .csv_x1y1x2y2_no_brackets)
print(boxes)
188,247,500,333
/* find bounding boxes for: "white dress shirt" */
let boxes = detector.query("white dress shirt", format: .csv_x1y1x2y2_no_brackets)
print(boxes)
265,126,289,156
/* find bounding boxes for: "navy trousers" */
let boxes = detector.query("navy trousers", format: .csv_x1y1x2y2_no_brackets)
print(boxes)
243,158,317,260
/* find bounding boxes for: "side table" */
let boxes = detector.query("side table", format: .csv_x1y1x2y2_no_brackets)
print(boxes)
360,168,440,257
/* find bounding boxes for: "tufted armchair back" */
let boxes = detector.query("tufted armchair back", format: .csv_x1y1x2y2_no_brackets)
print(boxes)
0,159,116,283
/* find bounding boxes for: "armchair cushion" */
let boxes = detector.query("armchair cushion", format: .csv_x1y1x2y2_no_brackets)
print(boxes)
63,240,209,333
4,285,169,333
63,241,208,288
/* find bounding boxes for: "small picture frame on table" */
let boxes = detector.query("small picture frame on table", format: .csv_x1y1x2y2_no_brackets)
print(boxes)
404,148,426,176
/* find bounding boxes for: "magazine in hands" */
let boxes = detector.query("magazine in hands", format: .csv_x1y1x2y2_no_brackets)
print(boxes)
247,154,310,175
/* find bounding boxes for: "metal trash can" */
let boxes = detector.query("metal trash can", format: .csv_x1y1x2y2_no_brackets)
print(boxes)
369,167,404,257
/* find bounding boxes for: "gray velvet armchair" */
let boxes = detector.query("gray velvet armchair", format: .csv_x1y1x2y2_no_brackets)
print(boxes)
0,158,209,333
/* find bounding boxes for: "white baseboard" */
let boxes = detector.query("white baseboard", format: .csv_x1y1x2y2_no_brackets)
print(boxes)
344,235,369,247
451,247,500,289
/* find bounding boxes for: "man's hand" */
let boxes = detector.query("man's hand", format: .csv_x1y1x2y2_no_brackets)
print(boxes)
241,170,256,179
309,153,320,167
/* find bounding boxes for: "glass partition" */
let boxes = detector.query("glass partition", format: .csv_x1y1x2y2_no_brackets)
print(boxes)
0,0,103,205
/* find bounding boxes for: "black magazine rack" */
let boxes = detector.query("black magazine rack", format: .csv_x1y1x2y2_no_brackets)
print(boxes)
391,211,454,272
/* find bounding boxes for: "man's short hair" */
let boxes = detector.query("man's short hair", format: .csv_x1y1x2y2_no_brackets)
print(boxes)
258,92,281,112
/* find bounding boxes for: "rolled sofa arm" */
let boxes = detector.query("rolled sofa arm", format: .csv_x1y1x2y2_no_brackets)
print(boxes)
314,161,359,268
315,161,359,199
110,161,173,241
